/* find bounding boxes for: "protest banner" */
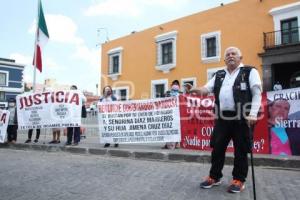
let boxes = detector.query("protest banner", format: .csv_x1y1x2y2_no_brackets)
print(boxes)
267,87,300,156
98,97,181,144
0,110,10,143
16,90,82,130
179,94,269,154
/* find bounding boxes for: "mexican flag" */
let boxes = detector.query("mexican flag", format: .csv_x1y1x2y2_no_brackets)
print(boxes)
33,0,49,72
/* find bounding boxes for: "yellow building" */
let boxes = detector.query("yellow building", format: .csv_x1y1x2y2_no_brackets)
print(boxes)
101,0,300,100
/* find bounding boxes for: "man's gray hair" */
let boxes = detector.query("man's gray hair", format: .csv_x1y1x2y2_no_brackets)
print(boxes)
224,46,242,57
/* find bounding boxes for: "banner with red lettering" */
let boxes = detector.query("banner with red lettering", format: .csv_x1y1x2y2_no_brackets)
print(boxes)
0,110,10,143
267,87,300,156
98,97,180,144
16,90,82,130
179,94,269,154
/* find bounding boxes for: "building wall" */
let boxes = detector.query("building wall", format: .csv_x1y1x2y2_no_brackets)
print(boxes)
0,61,24,103
101,0,299,99
0,66,23,88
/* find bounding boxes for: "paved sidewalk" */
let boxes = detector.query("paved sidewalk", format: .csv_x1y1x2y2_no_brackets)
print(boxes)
1,129,300,169
0,149,299,200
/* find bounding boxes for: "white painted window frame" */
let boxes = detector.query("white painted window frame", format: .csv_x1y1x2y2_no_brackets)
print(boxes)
200,31,221,63
112,86,129,101
107,47,123,81
155,31,177,73
0,70,9,86
181,77,197,89
207,66,225,81
151,79,168,99
269,2,300,45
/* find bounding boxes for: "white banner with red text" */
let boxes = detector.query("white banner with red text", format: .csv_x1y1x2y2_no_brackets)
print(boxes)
98,97,181,144
0,110,10,143
16,91,82,130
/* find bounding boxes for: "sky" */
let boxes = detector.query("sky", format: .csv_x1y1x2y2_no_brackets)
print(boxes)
0,0,236,94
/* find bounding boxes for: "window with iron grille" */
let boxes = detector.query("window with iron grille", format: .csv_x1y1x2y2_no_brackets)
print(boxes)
151,79,168,98
161,42,173,64
155,31,177,73
201,31,221,63
206,37,216,57
281,18,298,44
120,89,127,101
107,47,123,78
112,55,119,74
113,87,129,100
155,84,165,98
108,53,120,75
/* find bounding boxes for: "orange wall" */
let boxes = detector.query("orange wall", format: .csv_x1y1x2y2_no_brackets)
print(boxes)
101,0,299,99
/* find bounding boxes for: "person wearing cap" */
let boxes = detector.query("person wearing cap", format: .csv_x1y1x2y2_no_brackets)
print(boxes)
183,83,193,94
7,98,18,144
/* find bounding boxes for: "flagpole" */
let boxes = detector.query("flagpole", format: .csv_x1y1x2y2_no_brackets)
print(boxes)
33,0,40,92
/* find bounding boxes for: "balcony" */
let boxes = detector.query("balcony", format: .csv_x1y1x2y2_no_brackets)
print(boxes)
263,27,300,50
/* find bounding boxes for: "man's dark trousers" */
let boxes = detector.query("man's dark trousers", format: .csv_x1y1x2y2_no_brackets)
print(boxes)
67,127,80,144
209,111,250,182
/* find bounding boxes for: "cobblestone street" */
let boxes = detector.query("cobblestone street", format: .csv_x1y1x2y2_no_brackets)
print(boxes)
0,149,299,200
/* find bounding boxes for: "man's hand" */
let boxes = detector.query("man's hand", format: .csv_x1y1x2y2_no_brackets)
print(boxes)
245,115,257,127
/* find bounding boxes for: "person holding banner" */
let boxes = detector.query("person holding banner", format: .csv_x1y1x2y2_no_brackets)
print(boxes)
162,80,182,149
49,128,61,144
7,98,18,144
99,86,119,148
165,80,182,98
25,129,40,143
183,82,193,94
192,47,262,193
66,85,86,146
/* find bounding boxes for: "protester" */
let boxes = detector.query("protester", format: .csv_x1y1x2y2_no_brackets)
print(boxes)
183,82,193,94
65,85,86,146
6,98,18,144
191,47,262,193
162,80,182,149
99,85,118,148
273,81,282,91
49,128,61,144
25,129,40,143
165,80,182,97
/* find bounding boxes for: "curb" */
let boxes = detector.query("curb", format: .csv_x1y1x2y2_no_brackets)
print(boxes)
1,143,300,169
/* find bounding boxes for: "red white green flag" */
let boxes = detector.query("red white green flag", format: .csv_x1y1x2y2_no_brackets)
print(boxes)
33,0,49,72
